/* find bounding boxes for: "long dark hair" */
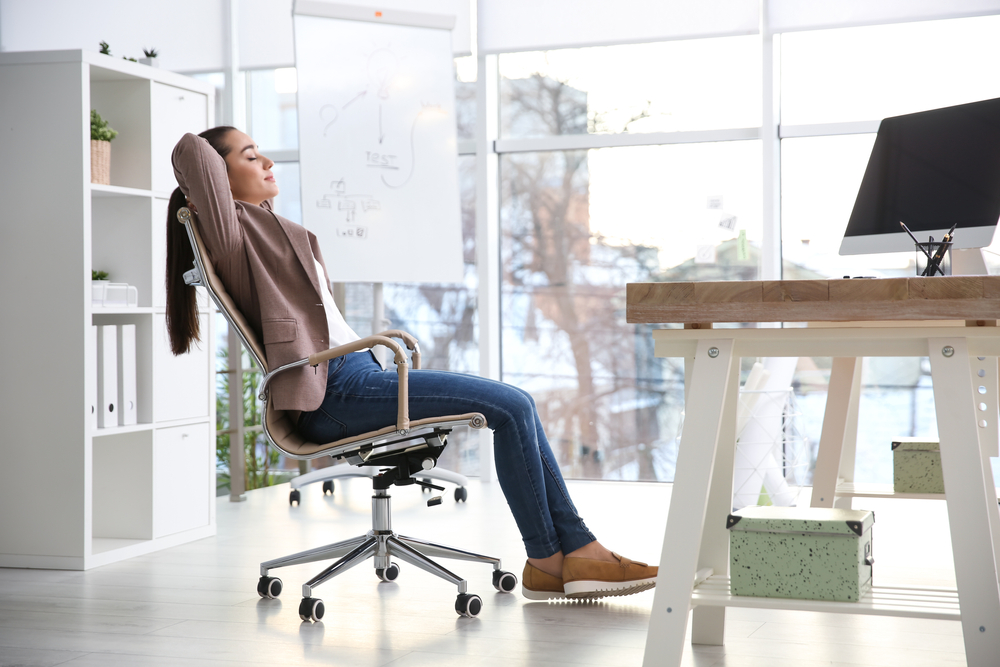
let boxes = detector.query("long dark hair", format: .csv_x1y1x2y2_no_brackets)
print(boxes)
166,126,237,355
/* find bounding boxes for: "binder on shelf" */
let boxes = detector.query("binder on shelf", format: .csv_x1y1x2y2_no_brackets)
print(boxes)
96,325,118,428
90,325,98,430
117,324,137,426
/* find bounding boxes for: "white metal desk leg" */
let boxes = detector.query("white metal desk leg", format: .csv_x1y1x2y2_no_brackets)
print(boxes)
811,357,862,508
972,356,1000,582
643,339,736,667
835,359,863,509
691,359,741,645
971,356,999,459
929,338,1000,665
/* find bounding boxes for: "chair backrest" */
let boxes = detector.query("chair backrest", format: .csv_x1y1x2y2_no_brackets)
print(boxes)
177,207,320,457
179,208,269,373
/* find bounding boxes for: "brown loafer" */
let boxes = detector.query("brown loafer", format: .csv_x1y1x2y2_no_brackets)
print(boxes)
522,561,568,600
562,552,658,599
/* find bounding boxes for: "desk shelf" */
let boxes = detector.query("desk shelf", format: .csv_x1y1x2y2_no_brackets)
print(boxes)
835,481,1000,502
692,575,961,621
835,481,945,501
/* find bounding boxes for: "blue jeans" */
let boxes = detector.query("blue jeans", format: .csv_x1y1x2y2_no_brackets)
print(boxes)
296,351,597,558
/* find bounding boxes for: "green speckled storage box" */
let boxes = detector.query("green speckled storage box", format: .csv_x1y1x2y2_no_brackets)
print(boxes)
728,506,875,602
892,438,944,493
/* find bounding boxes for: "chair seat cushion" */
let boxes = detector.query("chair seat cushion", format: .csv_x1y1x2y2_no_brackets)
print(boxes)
265,402,486,458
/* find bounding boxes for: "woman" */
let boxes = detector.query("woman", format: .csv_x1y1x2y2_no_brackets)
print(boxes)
167,127,657,600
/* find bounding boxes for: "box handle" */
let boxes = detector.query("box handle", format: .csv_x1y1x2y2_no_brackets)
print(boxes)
864,541,875,567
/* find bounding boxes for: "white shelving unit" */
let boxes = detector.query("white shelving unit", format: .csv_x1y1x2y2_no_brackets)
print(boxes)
0,50,217,570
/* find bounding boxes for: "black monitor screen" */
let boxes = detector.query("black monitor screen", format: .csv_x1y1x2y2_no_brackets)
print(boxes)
842,97,1000,249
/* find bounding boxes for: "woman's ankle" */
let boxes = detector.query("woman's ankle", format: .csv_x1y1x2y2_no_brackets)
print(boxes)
565,540,616,562
527,552,564,578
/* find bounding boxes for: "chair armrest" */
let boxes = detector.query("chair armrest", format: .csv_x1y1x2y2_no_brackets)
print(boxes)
374,329,421,369
264,334,412,433
307,335,406,366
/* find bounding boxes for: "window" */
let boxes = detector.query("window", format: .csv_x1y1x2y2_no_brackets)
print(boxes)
500,140,762,481
499,36,761,138
780,14,1000,490
248,68,299,151
782,15,1000,125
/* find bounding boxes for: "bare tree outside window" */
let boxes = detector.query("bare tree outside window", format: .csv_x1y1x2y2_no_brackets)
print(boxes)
500,74,683,481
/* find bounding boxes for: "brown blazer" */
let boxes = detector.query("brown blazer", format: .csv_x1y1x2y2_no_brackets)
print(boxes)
172,132,332,411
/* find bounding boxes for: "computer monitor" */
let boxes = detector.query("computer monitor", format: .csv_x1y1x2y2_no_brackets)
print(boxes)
839,97,1000,256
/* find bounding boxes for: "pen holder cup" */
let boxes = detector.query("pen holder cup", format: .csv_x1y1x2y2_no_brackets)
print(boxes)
915,242,952,276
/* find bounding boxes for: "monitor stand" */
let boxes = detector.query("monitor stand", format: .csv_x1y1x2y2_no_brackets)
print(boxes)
953,248,989,276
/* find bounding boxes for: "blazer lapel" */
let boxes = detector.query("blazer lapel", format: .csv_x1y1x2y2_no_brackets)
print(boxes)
268,209,323,299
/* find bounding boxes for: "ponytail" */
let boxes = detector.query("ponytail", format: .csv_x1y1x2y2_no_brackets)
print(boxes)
164,126,237,355
165,186,200,355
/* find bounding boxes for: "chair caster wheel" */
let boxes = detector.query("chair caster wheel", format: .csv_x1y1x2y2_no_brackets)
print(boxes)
455,593,482,618
257,575,282,599
289,489,301,506
322,480,334,495
421,478,431,493
454,486,468,502
492,570,517,593
299,597,325,622
376,562,400,582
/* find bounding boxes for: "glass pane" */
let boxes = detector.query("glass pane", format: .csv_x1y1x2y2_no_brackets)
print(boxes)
500,142,761,481
499,35,761,139
782,134,1000,277
270,162,302,224
190,72,225,132
781,134,887,277
248,68,299,151
782,15,1000,125
793,357,938,488
455,56,477,142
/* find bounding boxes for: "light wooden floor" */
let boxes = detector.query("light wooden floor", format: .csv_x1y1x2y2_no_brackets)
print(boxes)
0,478,968,666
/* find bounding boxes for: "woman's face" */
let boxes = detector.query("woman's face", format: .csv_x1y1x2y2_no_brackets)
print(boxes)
222,130,279,206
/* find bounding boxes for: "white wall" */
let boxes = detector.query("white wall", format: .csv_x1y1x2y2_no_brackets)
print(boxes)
0,0,472,72
0,0,227,71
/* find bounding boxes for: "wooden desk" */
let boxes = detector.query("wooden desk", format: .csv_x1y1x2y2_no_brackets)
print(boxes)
627,277,1000,667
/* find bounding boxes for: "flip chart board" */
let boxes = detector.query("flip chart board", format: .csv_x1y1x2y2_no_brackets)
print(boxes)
293,2,464,283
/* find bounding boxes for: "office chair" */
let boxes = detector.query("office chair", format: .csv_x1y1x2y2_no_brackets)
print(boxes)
177,207,517,620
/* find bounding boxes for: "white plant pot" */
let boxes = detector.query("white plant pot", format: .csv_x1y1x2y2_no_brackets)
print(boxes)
92,280,109,304
139,57,159,68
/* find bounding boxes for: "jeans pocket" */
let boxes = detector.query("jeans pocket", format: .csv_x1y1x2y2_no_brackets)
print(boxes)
297,407,349,443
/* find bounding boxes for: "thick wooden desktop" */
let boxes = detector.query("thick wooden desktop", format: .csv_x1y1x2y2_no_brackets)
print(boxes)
627,276,1000,667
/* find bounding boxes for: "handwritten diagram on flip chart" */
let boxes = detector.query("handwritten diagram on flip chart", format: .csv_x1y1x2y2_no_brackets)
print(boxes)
293,6,464,283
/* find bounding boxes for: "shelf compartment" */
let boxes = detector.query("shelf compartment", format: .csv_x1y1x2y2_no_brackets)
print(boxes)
92,196,154,308
93,313,153,424
89,75,151,190
152,312,210,422
691,575,960,620
92,430,153,541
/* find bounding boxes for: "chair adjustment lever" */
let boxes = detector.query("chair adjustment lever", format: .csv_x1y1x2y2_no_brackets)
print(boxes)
415,479,445,492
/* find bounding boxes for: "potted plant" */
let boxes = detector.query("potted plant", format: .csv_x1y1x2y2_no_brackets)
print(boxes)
139,48,159,67
92,270,110,304
90,109,118,185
